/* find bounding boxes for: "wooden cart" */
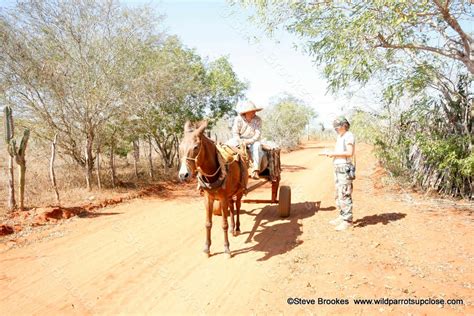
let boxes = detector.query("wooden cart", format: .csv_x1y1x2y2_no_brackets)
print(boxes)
241,148,291,217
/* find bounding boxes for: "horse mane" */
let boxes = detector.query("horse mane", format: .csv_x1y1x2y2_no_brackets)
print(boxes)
201,134,216,145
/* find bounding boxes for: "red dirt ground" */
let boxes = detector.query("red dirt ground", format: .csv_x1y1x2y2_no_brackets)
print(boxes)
0,142,472,315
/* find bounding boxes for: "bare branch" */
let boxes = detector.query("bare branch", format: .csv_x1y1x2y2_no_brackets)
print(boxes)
431,0,472,60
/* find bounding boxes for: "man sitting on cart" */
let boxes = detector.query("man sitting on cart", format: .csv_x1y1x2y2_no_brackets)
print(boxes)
227,101,264,180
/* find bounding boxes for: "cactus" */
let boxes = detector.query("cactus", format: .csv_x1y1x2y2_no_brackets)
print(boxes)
3,105,16,210
3,106,29,211
4,105,14,143
10,129,30,211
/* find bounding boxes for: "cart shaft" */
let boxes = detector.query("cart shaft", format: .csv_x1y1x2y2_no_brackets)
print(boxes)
242,199,278,204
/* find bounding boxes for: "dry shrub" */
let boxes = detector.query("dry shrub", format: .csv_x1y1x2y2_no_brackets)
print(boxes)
0,139,173,217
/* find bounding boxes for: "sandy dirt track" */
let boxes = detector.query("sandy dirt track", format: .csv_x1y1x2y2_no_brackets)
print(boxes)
1,142,473,315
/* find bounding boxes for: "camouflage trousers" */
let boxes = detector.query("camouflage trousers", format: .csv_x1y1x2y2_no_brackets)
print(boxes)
334,165,353,222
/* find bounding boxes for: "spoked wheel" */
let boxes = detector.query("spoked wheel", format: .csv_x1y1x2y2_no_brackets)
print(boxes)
278,185,291,218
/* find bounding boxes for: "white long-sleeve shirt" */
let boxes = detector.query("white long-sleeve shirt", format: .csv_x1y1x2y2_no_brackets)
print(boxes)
231,115,262,144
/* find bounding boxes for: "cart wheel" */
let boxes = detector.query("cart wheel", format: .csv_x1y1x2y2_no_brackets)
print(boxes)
278,186,291,218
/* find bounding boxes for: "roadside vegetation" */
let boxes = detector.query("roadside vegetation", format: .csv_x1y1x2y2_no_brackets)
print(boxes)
240,0,473,199
261,94,316,149
0,0,315,214
0,0,246,212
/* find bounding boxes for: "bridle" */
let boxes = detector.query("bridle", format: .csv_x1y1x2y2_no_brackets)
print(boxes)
184,135,222,179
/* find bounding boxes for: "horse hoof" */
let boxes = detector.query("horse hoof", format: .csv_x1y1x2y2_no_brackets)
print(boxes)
233,231,240,237
225,252,232,259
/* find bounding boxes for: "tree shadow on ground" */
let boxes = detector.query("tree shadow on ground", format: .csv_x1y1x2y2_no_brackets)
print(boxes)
231,201,322,261
60,207,121,218
353,212,406,228
77,211,121,218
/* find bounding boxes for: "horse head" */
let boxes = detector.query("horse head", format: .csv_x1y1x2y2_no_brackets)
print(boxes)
178,120,208,181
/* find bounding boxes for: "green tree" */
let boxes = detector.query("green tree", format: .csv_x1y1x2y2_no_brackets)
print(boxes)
349,109,381,144
262,94,316,149
206,57,248,123
128,37,246,171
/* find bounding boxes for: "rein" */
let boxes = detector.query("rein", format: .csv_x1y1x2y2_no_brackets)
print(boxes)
183,133,246,194
198,165,222,178
186,135,223,183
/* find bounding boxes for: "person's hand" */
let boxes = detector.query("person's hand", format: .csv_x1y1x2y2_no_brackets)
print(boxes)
319,149,331,157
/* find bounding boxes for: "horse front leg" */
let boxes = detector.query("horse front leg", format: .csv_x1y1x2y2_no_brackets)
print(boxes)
220,199,231,258
203,195,213,257
229,199,236,236
235,194,242,236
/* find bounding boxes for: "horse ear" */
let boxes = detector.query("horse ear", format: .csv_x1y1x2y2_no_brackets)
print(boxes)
196,120,208,135
184,120,193,132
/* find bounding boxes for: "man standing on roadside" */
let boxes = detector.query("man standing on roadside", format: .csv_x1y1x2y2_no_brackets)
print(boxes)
321,116,355,231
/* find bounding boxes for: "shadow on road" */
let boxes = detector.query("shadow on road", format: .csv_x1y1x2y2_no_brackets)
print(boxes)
353,212,407,228
281,164,307,173
78,211,122,218
43,207,123,219
318,206,336,211
232,201,324,261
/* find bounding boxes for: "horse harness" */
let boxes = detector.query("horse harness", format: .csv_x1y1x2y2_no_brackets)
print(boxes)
186,137,247,194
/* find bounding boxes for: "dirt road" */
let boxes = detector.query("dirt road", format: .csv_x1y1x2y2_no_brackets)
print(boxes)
1,142,473,315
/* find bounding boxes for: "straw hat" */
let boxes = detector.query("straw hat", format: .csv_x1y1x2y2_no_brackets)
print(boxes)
333,115,350,127
239,101,262,114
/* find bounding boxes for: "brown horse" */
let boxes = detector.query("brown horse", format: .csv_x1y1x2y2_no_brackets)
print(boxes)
178,121,247,258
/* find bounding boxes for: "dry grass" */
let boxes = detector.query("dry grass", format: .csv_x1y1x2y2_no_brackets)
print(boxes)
0,139,175,218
